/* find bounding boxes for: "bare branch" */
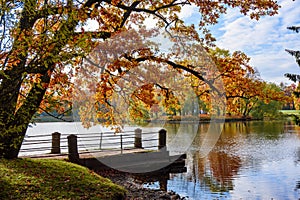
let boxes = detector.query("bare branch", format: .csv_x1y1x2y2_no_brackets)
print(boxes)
38,106,73,122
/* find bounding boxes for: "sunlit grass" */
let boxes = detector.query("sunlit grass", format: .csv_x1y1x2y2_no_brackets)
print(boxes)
0,158,126,200
279,110,300,115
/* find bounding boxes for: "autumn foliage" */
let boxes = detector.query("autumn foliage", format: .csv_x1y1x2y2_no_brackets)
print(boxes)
0,0,281,158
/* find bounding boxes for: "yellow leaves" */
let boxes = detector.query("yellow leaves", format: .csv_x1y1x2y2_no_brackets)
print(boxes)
97,7,124,30
50,21,62,33
77,9,89,22
16,0,278,129
111,0,122,6
33,19,45,34
208,46,284,116
3,59,20,70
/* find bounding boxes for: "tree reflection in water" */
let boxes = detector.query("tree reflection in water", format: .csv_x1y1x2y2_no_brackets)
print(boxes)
188,150,241,193
143,121,300,199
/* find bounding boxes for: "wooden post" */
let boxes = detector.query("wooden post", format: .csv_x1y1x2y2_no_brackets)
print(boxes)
99,132,103,150
51,132,61,154
68,134,79,163
120,134,123,154
159,173,169,191
134,128,142,148
158,129,167,150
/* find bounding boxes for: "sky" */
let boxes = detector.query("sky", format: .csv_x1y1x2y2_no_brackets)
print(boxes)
179,0,300,84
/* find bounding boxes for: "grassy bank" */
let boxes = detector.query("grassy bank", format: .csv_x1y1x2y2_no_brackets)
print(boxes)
279,110,300,115
0,158,126,200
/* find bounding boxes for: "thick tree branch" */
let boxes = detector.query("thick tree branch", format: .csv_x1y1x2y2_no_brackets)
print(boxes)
73,31,111,39
226,94,257,100
118,1,141,29
123,54,225,97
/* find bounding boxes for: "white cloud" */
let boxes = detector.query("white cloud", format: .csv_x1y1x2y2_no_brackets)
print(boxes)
209,0,300,84
178,4,198,20
143,15,158,29
82,19,99,31
279,0,300,26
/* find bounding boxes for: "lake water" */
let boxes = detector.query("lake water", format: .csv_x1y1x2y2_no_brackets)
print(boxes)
21,121,300,199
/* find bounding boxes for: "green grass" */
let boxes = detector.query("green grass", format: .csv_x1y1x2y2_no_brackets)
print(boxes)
0,158,126,200
279,110,300,115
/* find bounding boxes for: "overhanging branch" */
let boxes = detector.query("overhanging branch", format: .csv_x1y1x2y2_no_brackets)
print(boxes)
122,54,224,97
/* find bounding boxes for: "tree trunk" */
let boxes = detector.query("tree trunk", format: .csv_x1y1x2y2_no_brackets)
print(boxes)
0,72,50,159
0,123,29,159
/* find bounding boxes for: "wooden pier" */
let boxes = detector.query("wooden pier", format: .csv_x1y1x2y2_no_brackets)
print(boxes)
20,128,187,174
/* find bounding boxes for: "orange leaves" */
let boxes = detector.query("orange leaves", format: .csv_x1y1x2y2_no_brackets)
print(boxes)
37,67,73,115
131,83,156,106
208,47,271,116
34,19,46,34
97,6,124,31
111,0,122,6
193,0,279,22
2,0,281,128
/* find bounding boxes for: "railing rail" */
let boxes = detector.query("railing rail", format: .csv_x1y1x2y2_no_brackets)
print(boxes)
19,128,167,158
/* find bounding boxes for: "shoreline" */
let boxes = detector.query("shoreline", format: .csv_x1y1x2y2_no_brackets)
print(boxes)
34,116,270,124
95,169,187,200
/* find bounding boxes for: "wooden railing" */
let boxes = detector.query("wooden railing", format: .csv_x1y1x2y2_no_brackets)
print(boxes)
19,128,167,158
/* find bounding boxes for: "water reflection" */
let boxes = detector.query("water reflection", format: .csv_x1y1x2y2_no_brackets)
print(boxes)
186,151,241,194
296,181,300,191
145,121,300,199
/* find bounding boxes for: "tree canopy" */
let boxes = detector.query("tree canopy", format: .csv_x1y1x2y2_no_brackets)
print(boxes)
0,0,280,158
